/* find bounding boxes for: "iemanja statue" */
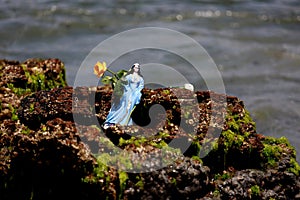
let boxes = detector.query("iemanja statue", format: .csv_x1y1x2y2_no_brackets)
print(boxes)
103,63,144,129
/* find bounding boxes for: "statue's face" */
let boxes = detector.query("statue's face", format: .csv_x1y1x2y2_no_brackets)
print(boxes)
133,64,140,73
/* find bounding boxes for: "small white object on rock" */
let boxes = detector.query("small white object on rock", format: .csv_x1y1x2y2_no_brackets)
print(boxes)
184,83,194,92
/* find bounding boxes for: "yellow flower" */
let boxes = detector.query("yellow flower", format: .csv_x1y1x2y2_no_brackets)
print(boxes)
93,61,107,78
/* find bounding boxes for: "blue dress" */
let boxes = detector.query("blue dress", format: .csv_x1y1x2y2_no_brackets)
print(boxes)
104,73,144,125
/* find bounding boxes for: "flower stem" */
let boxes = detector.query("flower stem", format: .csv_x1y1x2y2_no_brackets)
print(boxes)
107,68,116,75
106,68,121,80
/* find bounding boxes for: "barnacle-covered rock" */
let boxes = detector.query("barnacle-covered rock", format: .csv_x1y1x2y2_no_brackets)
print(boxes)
123,157,212,199
0,59,116,199
1,58,300,199
0,58,66,123
216,169,300,199
17,84,300,199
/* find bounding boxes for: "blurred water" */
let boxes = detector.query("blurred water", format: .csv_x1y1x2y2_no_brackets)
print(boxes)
1,0,300,163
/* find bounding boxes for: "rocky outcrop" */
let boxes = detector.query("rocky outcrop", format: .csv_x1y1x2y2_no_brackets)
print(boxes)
217,169,300,200
0,59,299,199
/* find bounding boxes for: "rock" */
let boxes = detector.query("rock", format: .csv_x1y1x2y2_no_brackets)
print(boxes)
217,169,300,199
0,58,299,200
18,85,264,168
0,58,67,124
123,157,212,199
0,59,116,199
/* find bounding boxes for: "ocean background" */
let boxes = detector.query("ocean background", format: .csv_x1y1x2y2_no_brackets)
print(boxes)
1,0,299,163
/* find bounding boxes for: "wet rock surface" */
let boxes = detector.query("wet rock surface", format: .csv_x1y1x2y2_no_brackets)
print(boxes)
0,59,300,199
123,157,212,199
217,169,300,200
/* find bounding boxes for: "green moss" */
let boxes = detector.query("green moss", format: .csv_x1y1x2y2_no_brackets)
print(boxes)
21,127,31,135
214,171,232,181
95,154,110,177
288,158,300,176
119,134,173,150
8,104,18,121
95,151,133,171
7,83,32,97
227,117,240,132
82,156,112,197
212,189,220,197
219,108,255,155
135,176,144,189
170,177,177,185
99,136,116,150
238,110,254,124
222,172,232,180
221,129,244,153
94,134,182,174
188,140,201,156
226,109,256,136
157,131,171,140
183,111,191,119
29,103,35,113
263,136,290,146
119,136,148,148
261,143,282,167
261,136,297,169
84,153,110,185
250,185,260,197
41,125,47,132
119,171,128,199
154,140,169,149
21,63,67,93
191,155,203,163
162,89,170,95
3,61,67,100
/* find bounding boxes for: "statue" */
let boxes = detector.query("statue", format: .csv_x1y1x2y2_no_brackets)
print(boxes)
94,62,144,129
